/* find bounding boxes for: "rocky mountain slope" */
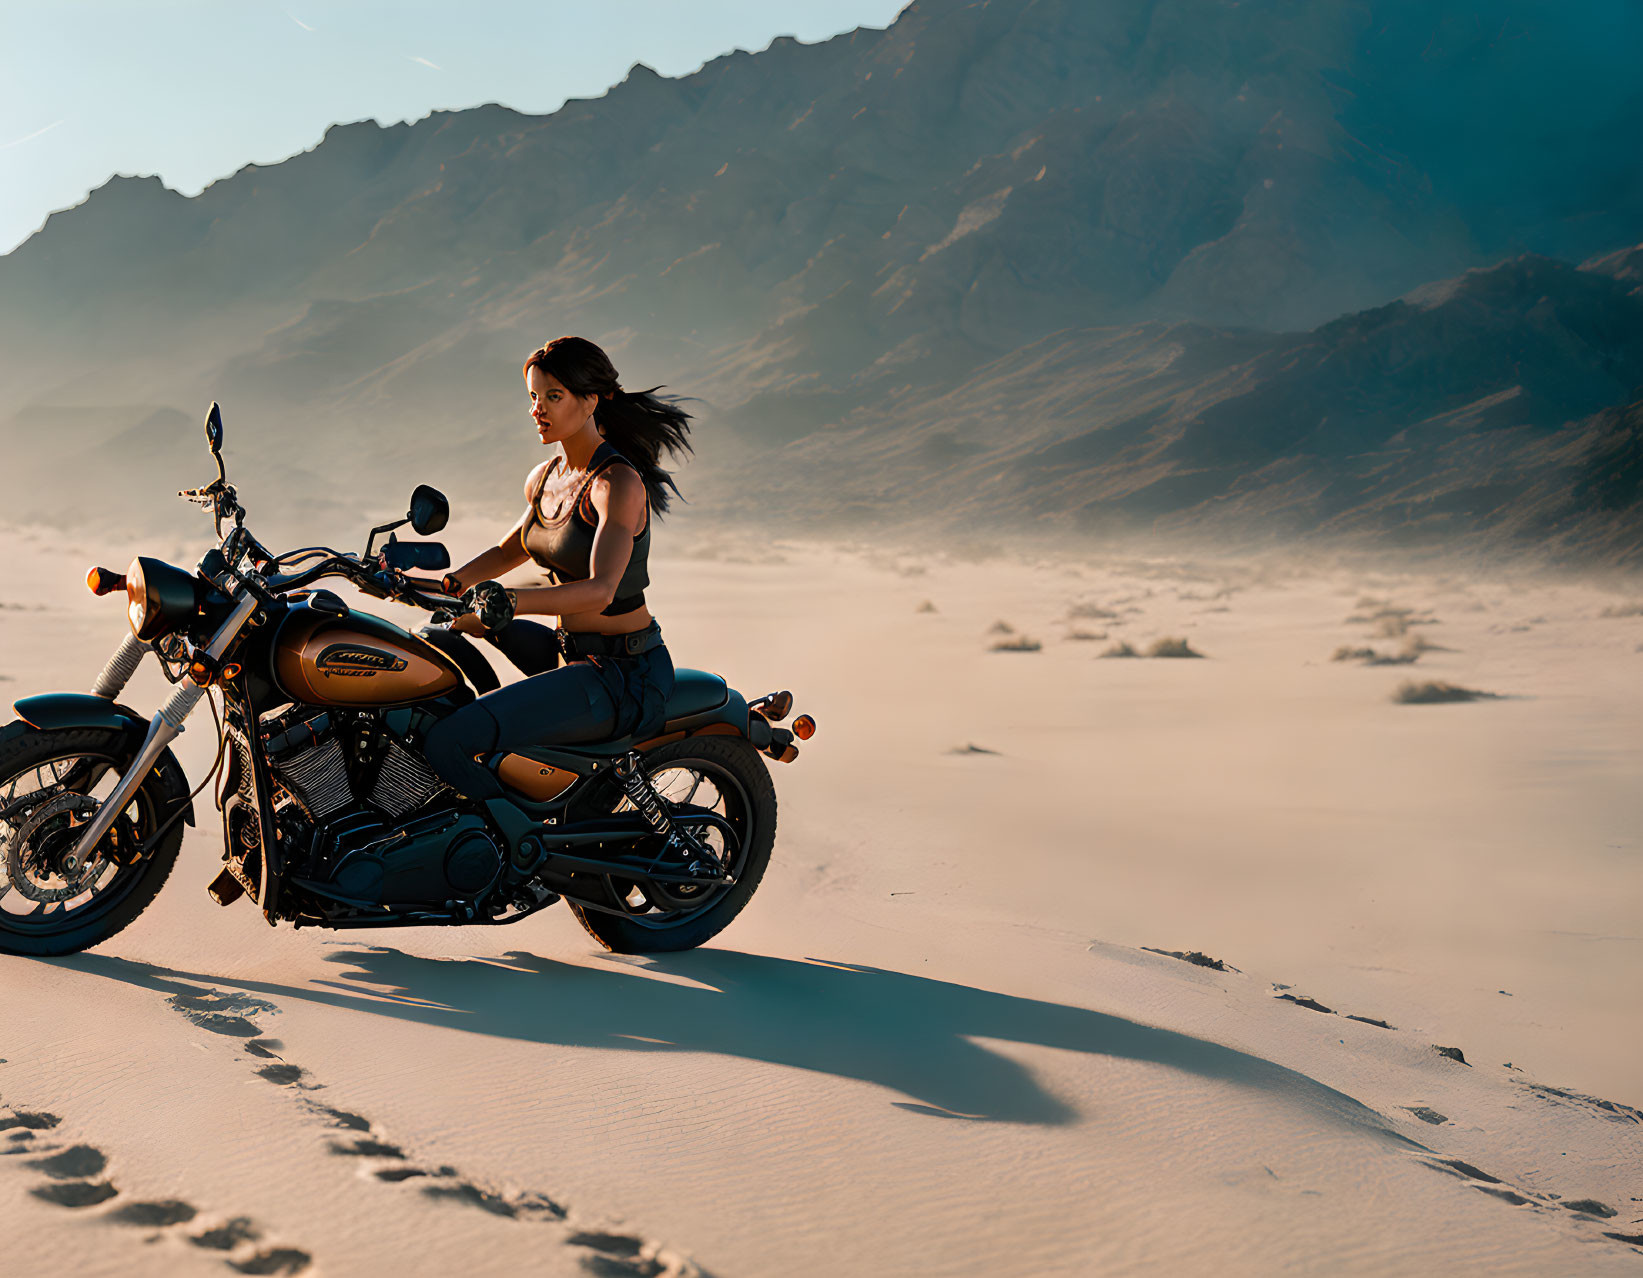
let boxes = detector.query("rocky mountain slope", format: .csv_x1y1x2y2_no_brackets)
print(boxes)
1,0,1640,559
758,251,1643,564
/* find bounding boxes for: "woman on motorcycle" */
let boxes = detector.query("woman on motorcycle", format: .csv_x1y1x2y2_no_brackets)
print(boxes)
422,335,691,800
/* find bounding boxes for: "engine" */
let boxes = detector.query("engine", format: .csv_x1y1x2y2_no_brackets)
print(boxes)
256,707,502,908
264,708,446,823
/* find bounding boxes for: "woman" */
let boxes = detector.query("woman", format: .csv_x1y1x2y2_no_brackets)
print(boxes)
421,335,690,801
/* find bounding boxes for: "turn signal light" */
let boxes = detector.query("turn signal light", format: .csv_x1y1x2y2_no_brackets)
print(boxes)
792,714,816,740
86,566,126,596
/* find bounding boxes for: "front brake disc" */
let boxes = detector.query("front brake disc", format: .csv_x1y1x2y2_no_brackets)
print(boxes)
6,792,110,903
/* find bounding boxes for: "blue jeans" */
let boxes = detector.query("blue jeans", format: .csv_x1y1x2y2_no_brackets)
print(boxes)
422,631,674,801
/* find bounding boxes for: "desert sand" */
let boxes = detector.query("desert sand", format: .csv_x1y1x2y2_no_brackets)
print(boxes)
2,520,1641,1276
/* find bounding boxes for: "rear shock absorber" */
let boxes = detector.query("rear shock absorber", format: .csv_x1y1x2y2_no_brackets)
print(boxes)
613,752,671,835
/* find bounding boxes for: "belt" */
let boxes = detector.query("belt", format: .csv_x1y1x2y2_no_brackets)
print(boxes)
558,623,663,659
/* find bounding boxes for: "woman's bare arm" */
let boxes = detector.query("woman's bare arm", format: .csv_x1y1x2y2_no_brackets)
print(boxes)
444,463,546,592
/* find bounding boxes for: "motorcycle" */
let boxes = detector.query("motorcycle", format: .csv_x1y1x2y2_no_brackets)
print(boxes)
0,404,814,957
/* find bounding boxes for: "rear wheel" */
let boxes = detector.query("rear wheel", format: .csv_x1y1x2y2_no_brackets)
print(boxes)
0,725,189,957
568,736,776,953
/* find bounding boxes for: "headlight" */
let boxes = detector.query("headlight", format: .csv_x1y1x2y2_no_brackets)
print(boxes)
126,559,148,637
125,556,203,641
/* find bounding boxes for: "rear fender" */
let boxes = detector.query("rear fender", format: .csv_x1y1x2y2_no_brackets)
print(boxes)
9,693,197,827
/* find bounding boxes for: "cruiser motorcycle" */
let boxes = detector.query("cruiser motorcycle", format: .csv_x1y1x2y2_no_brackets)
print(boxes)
0,404,813,957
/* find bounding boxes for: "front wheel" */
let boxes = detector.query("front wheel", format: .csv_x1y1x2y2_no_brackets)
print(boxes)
0,724,189,957
568,736,777,953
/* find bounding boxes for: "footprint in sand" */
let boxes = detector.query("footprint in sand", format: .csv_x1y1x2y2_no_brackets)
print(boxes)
1413,1151,1643,1251
168,986,279,1038
153,978,703,1274
226,1248,314,1275
110,1198,199,1226
27,1142,118,1207
2,1099,310,1269
1402,1106,1449,1126
190,1216,263,1251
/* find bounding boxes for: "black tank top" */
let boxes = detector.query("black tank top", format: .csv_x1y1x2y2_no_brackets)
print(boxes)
519,443,650,617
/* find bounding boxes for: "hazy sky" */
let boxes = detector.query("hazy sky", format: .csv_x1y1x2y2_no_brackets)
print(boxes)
0,0,908,254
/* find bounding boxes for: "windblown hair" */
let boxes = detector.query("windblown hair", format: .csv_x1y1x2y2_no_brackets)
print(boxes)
523,335,692,514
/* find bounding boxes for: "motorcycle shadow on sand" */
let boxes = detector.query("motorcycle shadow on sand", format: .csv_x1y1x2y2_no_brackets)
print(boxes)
61,947,1408,1138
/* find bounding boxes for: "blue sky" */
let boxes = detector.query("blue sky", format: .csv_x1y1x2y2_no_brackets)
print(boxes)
0,0,909,254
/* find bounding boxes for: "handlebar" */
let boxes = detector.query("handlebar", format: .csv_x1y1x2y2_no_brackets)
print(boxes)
265,551,462,614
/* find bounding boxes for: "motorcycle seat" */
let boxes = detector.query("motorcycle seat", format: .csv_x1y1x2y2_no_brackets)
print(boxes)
540,669,733,759
664,669,730,721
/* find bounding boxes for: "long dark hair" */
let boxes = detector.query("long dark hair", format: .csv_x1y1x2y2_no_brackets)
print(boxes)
522,335,692,514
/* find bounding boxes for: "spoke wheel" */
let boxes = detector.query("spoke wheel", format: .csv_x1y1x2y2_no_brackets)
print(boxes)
0,726,188,956
567,737,776,954
607,759,745,924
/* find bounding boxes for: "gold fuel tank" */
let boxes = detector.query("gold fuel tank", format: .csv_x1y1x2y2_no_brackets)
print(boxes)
272,603,464,707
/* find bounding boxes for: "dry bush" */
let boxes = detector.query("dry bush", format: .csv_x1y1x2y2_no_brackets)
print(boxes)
1599,601,1643,618
1100,641,1140,658
987,619,1015,635
1066,601,1119,620
1334,642,1420,666
1147,636,1203,658
1065,629,1107,641
916,600,938,614
1392,680,1499,704
989,636,1042,653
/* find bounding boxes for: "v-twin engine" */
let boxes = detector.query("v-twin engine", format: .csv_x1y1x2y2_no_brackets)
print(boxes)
259,708,503,909
266,709,444,823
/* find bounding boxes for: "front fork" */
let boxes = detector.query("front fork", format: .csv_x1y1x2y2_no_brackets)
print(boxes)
68,594,258,863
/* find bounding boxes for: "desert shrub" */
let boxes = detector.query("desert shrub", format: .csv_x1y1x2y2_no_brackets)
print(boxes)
1065,629,1107,641
916,600,938,614
987,619,1015,635
1599,601,1643,618
1335,637,1446,665
1392,680,1499,704
1066,601,1119,620
1148,636,1203,658
989,636,1042,653
1100,641,1140,658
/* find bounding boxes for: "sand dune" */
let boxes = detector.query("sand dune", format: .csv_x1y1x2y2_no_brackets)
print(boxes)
2,526,1641,1275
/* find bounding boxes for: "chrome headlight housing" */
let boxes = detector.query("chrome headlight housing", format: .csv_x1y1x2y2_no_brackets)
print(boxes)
125,556,203,641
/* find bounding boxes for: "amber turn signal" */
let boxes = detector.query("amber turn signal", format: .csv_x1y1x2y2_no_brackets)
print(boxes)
86,566,126,597
792,714,816,740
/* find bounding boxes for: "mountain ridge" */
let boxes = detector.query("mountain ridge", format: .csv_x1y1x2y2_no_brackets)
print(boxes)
2,0,1641,562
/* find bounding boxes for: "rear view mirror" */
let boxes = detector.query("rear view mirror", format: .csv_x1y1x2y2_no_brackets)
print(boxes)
409,484,448,535
204,402,224,453
381,540,451,571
